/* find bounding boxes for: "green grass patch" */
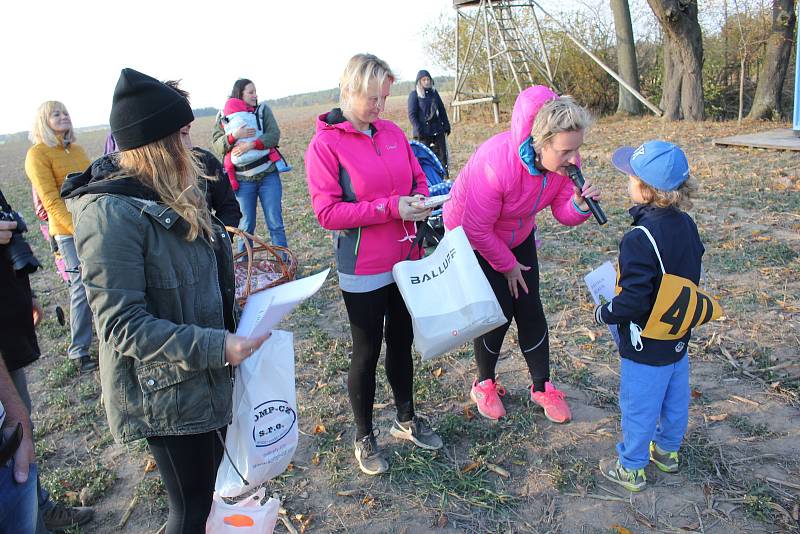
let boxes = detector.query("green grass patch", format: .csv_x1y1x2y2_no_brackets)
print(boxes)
388,448,518,513
45,358,78,388
709,241,798,274
41,464,116,506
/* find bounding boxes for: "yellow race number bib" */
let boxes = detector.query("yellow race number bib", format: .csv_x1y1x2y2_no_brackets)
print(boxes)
617,226,723,341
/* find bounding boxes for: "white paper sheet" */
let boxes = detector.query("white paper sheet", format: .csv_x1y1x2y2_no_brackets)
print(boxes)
584,261,617,306
236,269,330,338
584,261,621,347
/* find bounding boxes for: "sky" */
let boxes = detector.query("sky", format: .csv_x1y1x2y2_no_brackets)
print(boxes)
0,0,456,133
1,0,658,135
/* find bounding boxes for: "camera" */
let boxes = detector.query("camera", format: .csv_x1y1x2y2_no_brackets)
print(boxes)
0,209,41,275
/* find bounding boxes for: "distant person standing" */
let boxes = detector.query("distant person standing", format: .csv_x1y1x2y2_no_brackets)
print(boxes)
25,101,97,373
408,70,451,174
211,79,288,252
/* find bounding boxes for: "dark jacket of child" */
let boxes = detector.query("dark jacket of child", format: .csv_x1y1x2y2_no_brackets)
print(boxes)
598,204,704,366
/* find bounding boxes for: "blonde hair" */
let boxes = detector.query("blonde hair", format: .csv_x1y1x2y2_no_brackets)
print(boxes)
530,95,593,153
117,131,212,241
339,53,396,111
634,175,699,211
29,101,77,147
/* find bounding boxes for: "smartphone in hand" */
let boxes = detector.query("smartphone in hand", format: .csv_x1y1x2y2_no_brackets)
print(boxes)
415,194,451,209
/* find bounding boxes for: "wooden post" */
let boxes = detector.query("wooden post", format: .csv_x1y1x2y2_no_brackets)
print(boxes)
795,1,800,135
455,9,461,123
530,0,662,116
483,0,500,123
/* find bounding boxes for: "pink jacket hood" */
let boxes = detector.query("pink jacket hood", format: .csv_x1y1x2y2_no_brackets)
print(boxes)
223,97,253,116
443,86,591,273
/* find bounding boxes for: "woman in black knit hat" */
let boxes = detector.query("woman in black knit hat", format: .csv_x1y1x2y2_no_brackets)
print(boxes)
62,68,270,534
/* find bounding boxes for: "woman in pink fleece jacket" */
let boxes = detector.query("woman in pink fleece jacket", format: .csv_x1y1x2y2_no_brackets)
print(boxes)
443,86,600,424
305,54,443,476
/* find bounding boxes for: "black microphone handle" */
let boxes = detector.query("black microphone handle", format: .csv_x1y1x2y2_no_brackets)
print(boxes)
565,165,608,226
582,195,608,226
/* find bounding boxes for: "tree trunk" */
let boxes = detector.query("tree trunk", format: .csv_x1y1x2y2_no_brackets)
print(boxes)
747,0,797,120
647,0,705,120
610,0,643,115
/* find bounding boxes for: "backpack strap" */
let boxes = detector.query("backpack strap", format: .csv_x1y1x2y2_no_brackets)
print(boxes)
632,225,666,275
255,103,266,132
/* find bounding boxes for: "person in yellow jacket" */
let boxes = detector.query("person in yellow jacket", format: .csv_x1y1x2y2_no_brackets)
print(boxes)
25,101,97,373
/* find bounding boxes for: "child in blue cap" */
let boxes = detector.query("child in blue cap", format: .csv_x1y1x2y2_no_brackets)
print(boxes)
595,140,721,491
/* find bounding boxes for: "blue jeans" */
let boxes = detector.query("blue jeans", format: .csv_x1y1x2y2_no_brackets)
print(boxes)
617,353,690,470
0,460,43,534
10,368,52,532
235,172,288,252
54,236,93,360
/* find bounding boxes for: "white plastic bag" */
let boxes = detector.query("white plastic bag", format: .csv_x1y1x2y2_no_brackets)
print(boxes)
392,226,507,360
215,330,298,498
206,487,280,533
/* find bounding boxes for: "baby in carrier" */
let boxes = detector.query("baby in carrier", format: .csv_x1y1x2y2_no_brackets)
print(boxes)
221,97,289,191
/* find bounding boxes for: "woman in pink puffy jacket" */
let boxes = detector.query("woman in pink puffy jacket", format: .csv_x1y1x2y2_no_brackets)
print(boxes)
443,86,601,424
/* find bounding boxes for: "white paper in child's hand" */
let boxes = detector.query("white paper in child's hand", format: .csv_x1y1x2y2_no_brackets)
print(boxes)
236,269,330,338
584,261,617,305
585,261,621,348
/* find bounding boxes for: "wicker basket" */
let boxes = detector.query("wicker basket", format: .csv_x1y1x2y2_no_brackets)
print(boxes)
226,226,297,305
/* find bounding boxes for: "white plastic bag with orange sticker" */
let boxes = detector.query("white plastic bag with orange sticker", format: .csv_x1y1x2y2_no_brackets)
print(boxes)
206,487,279,534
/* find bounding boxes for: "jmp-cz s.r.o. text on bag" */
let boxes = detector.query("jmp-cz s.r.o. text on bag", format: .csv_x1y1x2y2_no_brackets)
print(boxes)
393,226,506,360
215,330,298,498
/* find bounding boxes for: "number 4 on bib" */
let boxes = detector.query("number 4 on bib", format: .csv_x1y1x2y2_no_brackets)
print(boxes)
622,226,723,341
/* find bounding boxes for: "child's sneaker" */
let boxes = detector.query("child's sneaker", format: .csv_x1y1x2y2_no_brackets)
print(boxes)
530,382,571,423
390,416,443,450
649,441,680,473
469,379,507,420
354,431,388,475
598,457,646,492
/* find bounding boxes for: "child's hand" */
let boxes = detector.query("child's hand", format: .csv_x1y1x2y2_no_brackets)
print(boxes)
234,126,256,140
593,304,606,325
573,176,601,209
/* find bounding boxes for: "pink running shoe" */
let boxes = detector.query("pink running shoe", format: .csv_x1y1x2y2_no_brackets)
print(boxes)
530,382,571,423
470,379,507,420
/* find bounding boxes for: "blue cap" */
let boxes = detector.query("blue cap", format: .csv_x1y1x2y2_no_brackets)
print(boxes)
611,140,690,191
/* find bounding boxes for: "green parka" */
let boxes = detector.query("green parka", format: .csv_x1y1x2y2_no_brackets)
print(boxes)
63,162,236,443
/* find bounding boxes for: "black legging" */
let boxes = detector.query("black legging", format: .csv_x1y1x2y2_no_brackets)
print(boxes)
146,428,226,534
342,283,415,439
474,231,550,391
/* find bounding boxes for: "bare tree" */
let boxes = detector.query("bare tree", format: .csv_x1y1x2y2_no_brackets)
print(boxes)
747,0,797,119
647,0,705,120
611,0,643,114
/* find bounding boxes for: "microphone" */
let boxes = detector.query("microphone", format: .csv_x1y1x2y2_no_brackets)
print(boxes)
565,165,607,226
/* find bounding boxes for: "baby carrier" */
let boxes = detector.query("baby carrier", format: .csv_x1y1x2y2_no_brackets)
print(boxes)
409,139,451,246
222,103,273,177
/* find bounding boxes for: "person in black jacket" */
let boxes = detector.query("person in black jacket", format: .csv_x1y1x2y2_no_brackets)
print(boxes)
0,187,95,531
407,70,450,174
593,141,720,492
179,125,242,229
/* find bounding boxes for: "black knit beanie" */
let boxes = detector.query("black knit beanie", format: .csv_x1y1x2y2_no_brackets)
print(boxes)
110,68,194,151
